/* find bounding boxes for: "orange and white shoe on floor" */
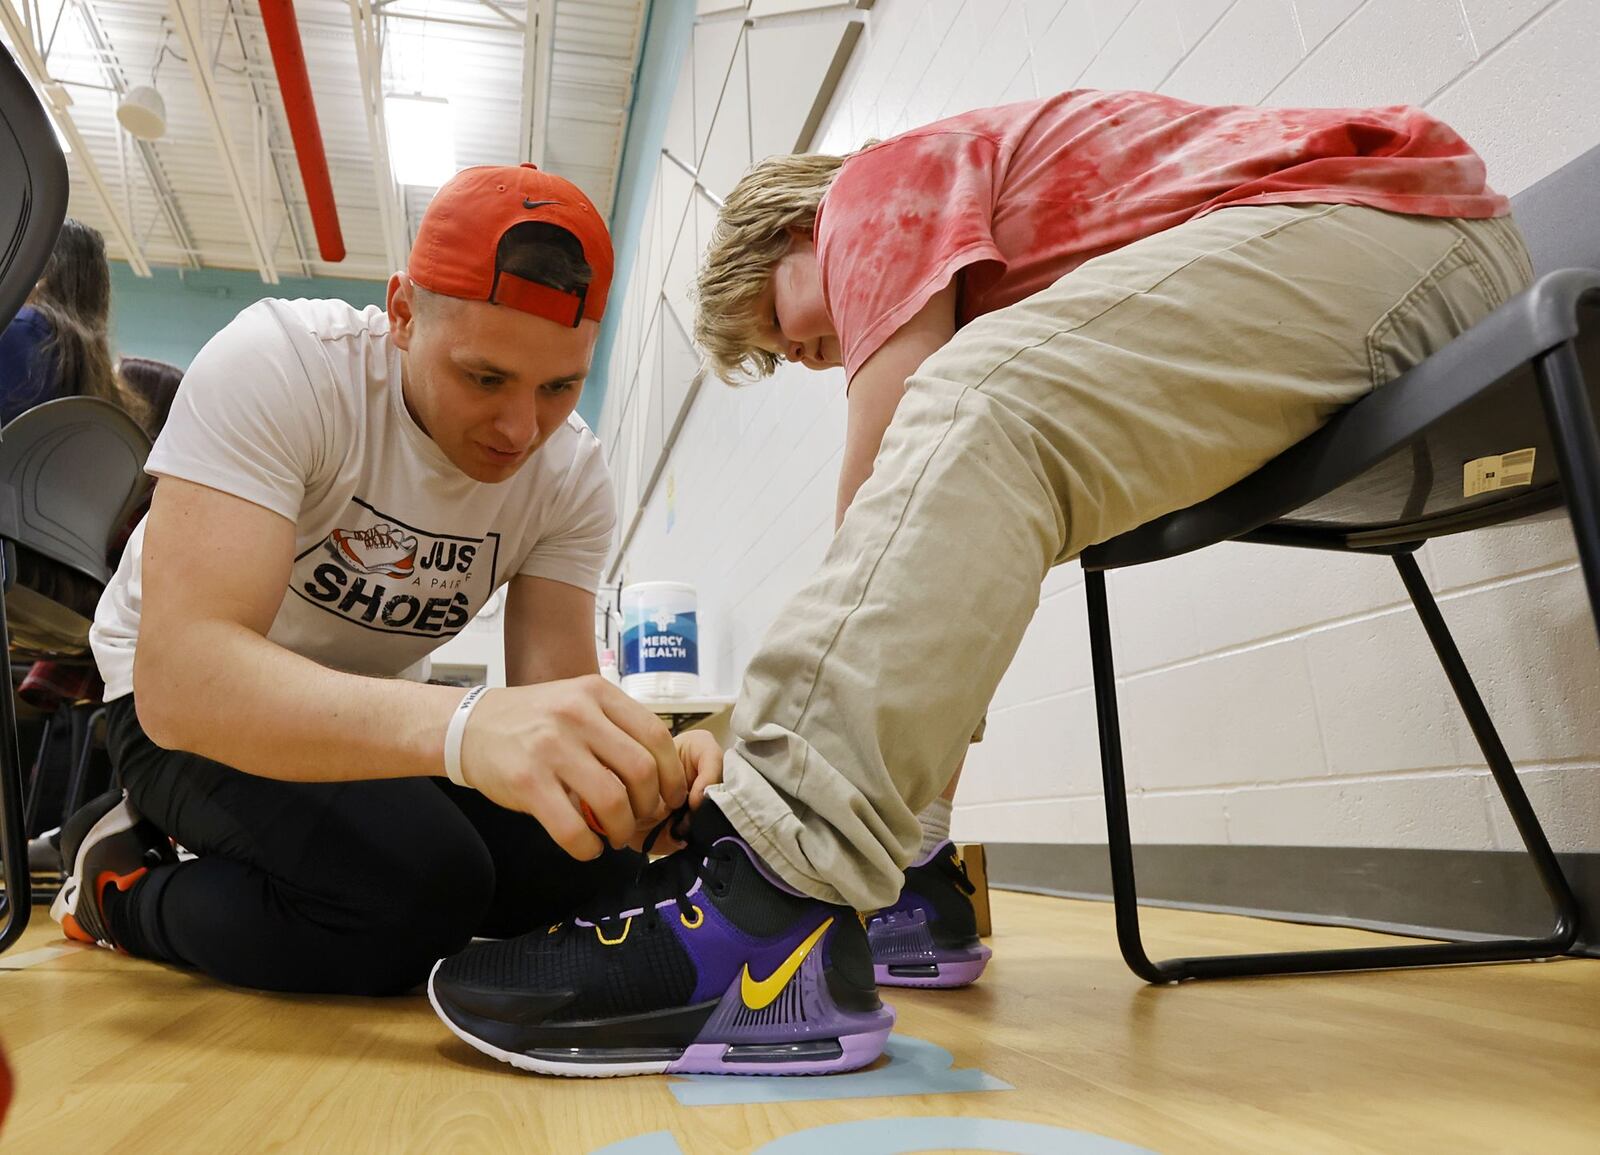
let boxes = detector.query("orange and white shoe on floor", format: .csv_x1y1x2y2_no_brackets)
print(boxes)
50,790,175,950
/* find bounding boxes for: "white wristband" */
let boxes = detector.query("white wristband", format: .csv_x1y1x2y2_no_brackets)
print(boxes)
444,686,490,788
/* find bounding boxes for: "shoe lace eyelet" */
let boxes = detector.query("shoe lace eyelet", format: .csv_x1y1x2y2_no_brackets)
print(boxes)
679,904,703,930
595,916,632,946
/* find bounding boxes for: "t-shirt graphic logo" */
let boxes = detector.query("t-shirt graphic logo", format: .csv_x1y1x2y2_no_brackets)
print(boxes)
294,498,501,640
327,523,418,579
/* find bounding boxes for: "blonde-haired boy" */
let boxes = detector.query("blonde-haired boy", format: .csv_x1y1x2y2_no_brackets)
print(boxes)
693,89,1531,988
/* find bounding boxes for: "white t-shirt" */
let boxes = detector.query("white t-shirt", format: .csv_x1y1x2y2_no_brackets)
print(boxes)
91,297,615,701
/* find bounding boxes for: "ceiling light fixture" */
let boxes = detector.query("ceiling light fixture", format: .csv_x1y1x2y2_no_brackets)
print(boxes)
116,84,168,140
384,94,456,188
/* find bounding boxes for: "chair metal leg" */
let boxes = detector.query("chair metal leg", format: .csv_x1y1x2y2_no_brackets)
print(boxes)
1533,341,1600,647
1087,558,1580,984
1392,553,1579,946
22,706,57,837
60,705,106,821
1085,569,1172,982
0,583,32,954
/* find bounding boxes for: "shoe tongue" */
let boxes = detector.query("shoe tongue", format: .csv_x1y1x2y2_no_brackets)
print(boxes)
689,802,818,901
686,796,740,849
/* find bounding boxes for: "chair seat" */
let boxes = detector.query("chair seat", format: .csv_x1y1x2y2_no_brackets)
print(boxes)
1083,270,1600,570
3,544,103,658
5,585,92,657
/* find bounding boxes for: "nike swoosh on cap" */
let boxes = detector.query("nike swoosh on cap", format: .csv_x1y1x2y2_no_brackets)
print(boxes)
739,917,834,1011
523,198,558,209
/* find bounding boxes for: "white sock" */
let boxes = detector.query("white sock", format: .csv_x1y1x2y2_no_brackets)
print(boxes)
918,797,953,859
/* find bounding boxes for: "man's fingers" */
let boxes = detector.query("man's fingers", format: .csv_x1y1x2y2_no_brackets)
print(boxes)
586,715,669,825
595,683,687,809
560,763,635,849
528,778,605,860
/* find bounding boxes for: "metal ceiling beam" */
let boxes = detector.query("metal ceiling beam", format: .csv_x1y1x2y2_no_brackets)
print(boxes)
222,0,313,278
520,0,554,166
71,0,201,270
168,0,279,283
0,0,152,276
469,0,522,29
346,0,407,271
603,0,647,218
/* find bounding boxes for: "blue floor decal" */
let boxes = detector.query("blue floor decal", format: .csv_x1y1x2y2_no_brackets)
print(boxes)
592,1118,1159,1155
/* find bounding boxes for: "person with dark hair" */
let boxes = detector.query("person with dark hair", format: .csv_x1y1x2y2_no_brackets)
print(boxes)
0,217,147,427
53,166,725,1001
116,355,184,437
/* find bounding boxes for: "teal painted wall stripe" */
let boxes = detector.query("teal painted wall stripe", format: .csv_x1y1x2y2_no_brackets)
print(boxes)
578,0,696,428
107,261,386,369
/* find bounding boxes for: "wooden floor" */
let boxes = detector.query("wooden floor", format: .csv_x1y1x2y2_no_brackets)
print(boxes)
1,891,1596,1154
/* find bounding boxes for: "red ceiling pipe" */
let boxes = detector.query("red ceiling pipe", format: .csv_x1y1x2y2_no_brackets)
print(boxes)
258,0,346,263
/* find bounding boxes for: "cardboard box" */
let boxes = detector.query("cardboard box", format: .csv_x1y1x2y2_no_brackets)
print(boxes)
957,842,991,938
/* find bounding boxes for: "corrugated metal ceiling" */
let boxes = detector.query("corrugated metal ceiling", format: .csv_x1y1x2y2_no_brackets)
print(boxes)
0,0,647,282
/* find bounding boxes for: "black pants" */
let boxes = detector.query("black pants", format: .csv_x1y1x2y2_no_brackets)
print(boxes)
106,696,641,995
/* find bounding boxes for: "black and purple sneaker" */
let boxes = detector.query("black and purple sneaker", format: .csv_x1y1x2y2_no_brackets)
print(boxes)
867,841,991,988
427,801,894,1078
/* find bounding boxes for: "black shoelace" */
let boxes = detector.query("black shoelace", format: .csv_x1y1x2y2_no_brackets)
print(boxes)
573,806,731,934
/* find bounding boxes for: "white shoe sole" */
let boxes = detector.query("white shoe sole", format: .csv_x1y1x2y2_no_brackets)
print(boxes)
50,796,141,946
426,959,670,1078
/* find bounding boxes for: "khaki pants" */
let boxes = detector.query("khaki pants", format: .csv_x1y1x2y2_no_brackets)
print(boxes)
706,203,1534,910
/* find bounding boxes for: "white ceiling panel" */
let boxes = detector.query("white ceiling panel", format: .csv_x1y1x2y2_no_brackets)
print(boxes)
1,0,647,282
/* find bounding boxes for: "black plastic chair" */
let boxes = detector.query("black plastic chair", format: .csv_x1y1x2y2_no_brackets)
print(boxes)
4,391,153,887
1080,145,1599,982
0,43,70,955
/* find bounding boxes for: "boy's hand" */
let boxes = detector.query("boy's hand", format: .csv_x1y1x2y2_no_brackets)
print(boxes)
624,729,724,854
677,729,725,808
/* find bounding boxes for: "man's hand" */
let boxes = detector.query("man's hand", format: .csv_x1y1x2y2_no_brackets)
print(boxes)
624,729,725,854
459,676,685,860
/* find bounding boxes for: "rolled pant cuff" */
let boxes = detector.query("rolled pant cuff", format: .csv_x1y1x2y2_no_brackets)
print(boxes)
705,782,840,904
705,776,906,911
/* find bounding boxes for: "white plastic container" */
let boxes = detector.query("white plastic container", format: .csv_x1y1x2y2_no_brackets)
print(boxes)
620,581,699,699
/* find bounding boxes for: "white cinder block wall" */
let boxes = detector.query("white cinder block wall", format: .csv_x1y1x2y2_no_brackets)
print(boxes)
599,0,1600,858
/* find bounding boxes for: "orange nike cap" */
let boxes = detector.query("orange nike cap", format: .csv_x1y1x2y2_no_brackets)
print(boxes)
408,163,614,327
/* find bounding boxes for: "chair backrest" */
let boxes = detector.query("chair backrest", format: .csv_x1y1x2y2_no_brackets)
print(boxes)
1513,141,1600,277
1,48,148,592
0,46,68,338
0,397,151,585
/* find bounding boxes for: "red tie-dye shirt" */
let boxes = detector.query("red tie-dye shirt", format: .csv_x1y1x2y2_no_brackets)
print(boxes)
815,90,1510,379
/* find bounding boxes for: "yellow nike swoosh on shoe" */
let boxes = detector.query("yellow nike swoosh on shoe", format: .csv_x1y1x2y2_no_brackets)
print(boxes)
740,917,834,1011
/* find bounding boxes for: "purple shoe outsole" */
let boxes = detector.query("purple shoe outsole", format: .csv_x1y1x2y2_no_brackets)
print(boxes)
874,950,990,988
869,902,991,988
666,1023,895,1075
